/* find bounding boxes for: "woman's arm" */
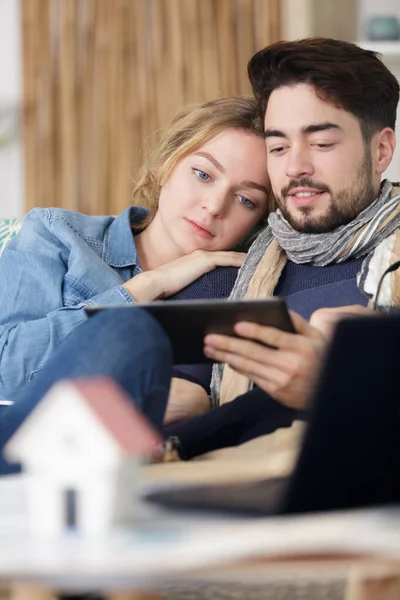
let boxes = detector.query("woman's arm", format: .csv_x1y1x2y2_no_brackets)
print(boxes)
122,251,245,301
0,210,133,398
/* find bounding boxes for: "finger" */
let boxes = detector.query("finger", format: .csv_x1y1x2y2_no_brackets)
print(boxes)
232,318,318,352
237,309,322,346
212,253,246,267
212,251,247,259
288,310,322,337
226,251,247,260
215,348,290,385
195,253,245,269
204,336,298,374
204,345,290,396
205,333,268,355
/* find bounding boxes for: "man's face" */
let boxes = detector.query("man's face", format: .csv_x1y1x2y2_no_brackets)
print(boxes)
264,83,378,233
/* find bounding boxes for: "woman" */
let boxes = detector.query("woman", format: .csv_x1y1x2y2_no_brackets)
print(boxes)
0,97,270,452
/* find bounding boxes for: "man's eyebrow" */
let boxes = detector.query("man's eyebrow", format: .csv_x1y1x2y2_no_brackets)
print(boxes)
237,181,269,195
264,129,285,139
302,122,343,135
193,152,225,173
264,122,343,138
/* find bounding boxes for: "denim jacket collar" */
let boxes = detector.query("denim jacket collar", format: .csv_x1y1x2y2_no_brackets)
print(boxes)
103,206,148,268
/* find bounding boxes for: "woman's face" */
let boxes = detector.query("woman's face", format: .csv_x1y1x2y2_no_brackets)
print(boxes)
155,129,269,255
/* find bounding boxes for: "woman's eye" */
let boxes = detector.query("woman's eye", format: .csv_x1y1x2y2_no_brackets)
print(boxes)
193,168,211,181
238,196,255,208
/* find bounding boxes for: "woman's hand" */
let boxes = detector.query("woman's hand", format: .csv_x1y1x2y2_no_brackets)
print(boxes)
122,250,246,302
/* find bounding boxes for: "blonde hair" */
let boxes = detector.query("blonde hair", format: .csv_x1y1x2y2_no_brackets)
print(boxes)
132,97,273,231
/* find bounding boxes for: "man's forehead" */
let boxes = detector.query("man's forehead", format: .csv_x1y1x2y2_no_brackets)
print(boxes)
264,84,354,133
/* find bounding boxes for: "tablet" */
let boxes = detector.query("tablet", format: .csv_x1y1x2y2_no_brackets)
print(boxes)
85,298,294,364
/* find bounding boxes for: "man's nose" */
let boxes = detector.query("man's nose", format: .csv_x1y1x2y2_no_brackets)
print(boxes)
285,147,314,179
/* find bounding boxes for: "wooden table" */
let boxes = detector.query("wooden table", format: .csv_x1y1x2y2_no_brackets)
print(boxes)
1,552,400,600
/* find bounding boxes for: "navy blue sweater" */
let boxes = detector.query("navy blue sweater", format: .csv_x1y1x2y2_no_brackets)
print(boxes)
166,256,370,457
171,256,368,393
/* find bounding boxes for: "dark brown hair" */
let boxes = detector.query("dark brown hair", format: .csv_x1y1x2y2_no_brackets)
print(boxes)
248,38,400,142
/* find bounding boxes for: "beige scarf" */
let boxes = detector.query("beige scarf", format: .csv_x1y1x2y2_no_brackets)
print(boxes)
213,181,400,407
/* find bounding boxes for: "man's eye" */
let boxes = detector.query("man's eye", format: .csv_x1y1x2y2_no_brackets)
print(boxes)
238,196,255,208
269,147,285,155
314,143,335,150
193,168,211,181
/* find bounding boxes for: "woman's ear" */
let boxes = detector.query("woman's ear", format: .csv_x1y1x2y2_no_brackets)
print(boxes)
375,127,396,175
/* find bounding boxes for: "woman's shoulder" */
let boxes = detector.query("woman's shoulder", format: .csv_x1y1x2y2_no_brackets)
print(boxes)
21,207,116,241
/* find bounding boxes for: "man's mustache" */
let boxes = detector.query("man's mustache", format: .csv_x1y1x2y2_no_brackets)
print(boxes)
281,178,331,198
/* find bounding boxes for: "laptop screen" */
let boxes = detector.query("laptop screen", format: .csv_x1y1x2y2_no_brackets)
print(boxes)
281,314,400,514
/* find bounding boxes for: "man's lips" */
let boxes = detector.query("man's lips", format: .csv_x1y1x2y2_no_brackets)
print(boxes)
185,218,215,238
287,188,328,206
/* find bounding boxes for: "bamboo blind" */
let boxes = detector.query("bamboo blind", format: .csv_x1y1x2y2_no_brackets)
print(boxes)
21,0,281,215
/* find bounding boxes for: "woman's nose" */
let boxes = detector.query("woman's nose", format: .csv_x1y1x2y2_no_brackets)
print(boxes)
203,193,229,218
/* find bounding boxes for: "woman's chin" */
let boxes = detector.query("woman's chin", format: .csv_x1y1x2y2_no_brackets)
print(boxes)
180,239,215,254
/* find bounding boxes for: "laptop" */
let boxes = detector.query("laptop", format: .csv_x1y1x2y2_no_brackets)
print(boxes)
145,314,400,516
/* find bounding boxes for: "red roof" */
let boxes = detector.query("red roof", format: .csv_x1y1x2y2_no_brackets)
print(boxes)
69,378,163,457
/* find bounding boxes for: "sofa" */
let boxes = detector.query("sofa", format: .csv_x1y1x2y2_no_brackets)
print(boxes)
0,217,21,255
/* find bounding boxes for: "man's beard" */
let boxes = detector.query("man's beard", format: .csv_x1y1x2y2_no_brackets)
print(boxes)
274,151,376,234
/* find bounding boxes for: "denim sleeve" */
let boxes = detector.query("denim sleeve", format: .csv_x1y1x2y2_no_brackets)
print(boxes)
0,209,133,399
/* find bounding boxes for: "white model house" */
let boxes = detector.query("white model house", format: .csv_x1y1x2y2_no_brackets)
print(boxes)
5,378,163,538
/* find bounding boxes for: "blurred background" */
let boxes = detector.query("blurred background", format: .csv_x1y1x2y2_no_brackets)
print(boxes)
0,0,399,219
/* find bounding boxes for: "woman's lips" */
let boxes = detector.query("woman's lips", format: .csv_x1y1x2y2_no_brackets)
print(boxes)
185,218,215,239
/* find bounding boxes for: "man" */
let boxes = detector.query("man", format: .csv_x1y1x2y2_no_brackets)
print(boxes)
201,38,400,419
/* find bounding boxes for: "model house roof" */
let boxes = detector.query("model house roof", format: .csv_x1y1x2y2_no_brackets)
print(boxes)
69,378,163,456
5,378,163,461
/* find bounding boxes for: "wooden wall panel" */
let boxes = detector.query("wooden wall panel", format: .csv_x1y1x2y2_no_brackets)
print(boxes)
21,0,281,215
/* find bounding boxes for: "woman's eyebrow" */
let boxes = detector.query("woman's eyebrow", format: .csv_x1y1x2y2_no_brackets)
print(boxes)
236,181,269,195
193,152,225,173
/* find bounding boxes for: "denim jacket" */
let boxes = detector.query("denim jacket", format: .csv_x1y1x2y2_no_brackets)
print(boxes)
0,206,148,399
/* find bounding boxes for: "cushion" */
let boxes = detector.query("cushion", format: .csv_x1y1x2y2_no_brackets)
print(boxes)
143,421,305,485
0,218,22,256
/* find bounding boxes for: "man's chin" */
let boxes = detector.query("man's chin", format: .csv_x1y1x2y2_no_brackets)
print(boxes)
282,208,336,234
